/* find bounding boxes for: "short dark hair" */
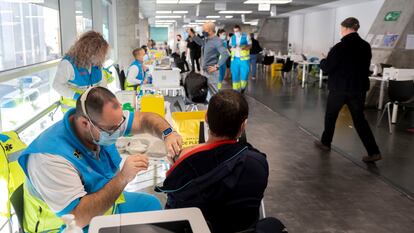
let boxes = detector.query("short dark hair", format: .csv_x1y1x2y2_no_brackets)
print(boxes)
217,28,226,36
132,48,144,57
233,25,241,30
141,45,148,53
75,87,118,121
228,32,234,38
341,17,360,31
177,34,182,38
207,90,249,139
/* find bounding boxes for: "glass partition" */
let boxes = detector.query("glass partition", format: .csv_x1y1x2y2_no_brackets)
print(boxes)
0,0,61,72
0,66,60,132
75,0,93,35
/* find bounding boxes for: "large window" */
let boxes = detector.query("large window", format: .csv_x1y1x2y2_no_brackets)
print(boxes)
75,0,93,35
0,0,61,72
102,0,110,42
0,66,60,132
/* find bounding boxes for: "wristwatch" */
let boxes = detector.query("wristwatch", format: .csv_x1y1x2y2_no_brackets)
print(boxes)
162,127,175,140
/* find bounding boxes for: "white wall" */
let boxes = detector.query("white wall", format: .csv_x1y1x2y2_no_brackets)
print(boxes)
288,0,385,56
288,14,304,54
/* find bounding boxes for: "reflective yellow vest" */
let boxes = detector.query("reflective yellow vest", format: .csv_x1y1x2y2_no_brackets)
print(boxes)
0,131,26,218
230,33,250,61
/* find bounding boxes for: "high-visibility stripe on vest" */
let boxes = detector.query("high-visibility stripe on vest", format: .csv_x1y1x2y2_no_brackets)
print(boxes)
124,60,145,92
19,109,129,232
0,131,26,218
230,33,250,61
59,56,103,113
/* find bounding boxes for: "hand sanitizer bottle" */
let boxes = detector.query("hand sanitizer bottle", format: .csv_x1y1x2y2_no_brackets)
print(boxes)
62,214,82,233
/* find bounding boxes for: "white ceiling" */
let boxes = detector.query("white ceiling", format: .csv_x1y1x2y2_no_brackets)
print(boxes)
140,0,338,26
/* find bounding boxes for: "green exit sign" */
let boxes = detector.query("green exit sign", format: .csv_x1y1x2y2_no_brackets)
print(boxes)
384,11,401,21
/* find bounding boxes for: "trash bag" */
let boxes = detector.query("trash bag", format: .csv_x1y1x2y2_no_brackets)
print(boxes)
184,72,208,103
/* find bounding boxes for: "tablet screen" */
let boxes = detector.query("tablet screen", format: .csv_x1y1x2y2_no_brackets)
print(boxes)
98,220,193,233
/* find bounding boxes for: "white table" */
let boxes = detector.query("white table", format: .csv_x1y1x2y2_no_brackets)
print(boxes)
297,61,323,88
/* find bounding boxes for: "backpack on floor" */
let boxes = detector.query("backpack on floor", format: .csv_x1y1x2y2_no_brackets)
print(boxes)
184,72,208,103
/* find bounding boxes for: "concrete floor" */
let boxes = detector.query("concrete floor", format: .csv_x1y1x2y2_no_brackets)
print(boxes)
238,70,414,232
245,95,414,233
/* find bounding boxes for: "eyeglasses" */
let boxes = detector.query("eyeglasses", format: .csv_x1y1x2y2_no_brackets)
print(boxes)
89,115,126,136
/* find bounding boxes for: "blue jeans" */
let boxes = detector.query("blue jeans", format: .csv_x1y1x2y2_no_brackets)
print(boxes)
115,191,162,214
250,54,257,78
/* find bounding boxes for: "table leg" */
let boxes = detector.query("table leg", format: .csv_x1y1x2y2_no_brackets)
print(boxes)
319,69,323,88
378,80,385,110
302,63,306,88
392,103,398,123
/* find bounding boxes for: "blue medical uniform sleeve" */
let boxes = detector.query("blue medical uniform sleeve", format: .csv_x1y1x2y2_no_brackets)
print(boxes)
124,111,135,136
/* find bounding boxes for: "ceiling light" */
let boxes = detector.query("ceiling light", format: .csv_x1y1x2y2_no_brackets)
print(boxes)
173,11,188,14
179,0,201,3
75,11,83,14
225,15,233,19
206,16,220,19
244,0,291,4
155,24,171,27
244,21,259,26
155,20,176,23
156,11,172,14
195,19,216,23
156,0,178,4
219,11,252,14
258,3,270,11
155,15,182,19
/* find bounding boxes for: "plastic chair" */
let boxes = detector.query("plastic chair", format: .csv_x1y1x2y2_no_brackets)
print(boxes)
377,80,414,133
281,58,294,81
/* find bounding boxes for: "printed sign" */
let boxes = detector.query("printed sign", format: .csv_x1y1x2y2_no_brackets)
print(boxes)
382,34,399,48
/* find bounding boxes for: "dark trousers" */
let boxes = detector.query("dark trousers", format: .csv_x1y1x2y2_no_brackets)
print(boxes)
181,52,190,72
190,53,201,72
321,91,380,155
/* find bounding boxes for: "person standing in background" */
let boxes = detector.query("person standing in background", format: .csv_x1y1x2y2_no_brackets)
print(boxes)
229,25,252,93
53,31,109,113
188,22,230,95
164,41,172,56
249,33,262,80
186,28,202,72
176,34,190,72
217,29,228,90
314,17,381,163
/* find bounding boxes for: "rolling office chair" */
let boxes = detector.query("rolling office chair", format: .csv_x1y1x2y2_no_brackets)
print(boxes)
376,80,414,133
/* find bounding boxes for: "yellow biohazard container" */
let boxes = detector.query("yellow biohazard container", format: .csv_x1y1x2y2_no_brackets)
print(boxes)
171,111,207,148
140,94,165,117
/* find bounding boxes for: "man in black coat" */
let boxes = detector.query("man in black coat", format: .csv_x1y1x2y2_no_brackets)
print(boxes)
314,17,381,162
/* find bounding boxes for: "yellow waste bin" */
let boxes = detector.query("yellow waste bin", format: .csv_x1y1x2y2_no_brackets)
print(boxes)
140,94,165,117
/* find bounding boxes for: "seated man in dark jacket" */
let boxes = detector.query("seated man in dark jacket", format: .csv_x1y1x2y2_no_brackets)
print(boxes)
156,90,269,233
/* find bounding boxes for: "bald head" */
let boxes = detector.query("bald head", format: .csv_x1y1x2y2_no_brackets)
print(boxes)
203,22,216,37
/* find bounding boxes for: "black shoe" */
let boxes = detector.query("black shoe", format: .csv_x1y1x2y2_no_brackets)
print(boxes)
314,140,331,151
362,154,382,163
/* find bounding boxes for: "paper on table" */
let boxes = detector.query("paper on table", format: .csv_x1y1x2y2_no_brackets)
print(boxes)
406,34,414,50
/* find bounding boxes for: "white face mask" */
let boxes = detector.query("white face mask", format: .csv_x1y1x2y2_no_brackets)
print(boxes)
220,34,226,40
235,32,241,37
143,54,149,61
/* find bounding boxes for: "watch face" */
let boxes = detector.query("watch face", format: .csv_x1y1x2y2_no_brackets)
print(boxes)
163,128,173,136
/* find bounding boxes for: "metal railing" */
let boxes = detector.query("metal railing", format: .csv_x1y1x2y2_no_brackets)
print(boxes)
15,101,61,134
0,59,60,84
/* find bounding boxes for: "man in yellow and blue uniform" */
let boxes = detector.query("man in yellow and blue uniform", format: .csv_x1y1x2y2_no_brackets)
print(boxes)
229,25,252,92
125,48,148,93
18,87,183,232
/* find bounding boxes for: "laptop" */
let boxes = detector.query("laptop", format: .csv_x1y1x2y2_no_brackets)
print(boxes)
152,69,181,88
89,208,211,233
